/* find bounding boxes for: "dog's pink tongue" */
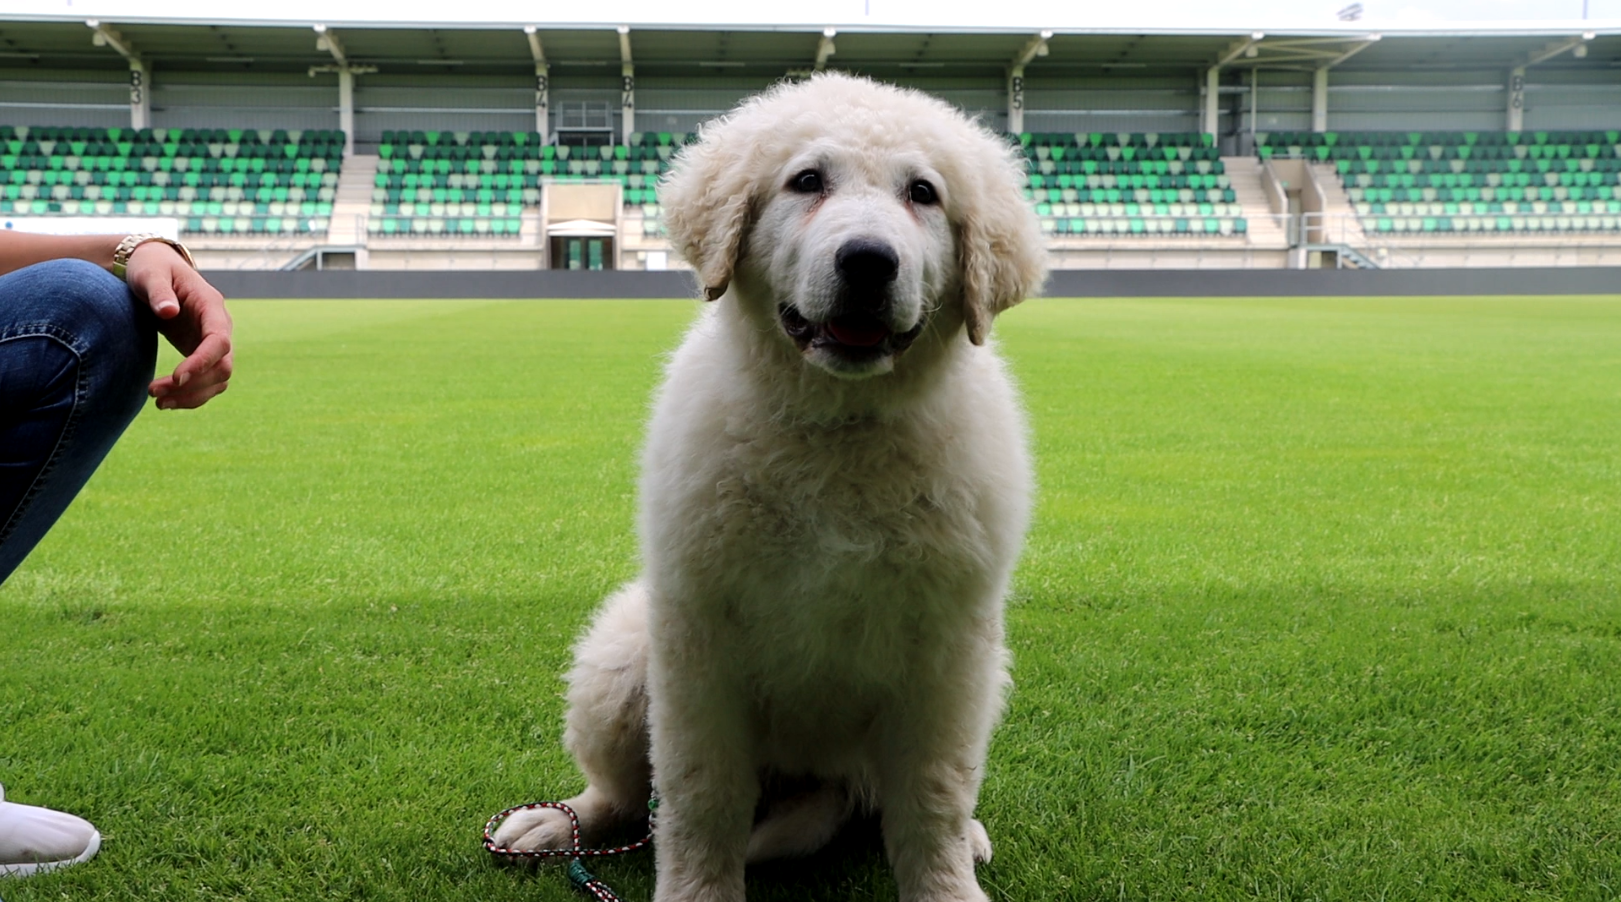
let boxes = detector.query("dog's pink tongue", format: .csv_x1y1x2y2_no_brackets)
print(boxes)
826,319,890,347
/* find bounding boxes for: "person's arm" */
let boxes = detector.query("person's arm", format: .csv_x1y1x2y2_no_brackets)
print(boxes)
0,230,123,278
0,231,233,409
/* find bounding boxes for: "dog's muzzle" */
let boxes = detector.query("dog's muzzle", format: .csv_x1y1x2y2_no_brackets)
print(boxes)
777,239,925,361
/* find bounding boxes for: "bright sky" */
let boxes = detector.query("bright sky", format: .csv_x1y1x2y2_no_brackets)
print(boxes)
6,0,1620,28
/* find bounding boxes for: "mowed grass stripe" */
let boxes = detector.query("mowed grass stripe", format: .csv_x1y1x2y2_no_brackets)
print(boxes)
2,296,1618,901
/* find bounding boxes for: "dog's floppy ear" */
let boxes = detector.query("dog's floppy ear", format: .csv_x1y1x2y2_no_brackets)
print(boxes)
659,128,757,301
958,143,1049,345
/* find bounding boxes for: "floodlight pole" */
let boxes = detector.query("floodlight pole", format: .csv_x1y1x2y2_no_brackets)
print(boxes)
87,20,149,130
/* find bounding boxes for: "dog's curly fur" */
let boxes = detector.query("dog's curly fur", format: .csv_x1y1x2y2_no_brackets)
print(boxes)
493,73,1046,902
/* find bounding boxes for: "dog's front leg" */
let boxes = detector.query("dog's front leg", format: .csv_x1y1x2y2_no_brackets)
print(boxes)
646,641,757,902
878,663,1002,902
879,757,988,902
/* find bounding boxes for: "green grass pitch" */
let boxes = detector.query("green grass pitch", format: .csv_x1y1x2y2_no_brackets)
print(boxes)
2,295,1619,901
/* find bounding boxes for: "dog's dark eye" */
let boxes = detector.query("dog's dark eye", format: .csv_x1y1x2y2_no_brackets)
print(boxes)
790,169,824,194
909,179,939,206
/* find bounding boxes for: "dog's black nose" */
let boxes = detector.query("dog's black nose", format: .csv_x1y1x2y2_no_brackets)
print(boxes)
835,240,900,290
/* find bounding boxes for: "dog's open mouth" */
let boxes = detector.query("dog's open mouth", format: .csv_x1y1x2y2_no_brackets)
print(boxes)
778,306,924,359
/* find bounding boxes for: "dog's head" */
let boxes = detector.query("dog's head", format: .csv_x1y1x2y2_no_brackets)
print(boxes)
660,73,1047,379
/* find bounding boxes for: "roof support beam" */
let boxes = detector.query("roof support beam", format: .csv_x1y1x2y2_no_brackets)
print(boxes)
1507,32,1592,131
1202,66,1221,141
1006,30,1050,136
1216,32,1266,67
86,20,149,130
309,25,374,158
1523,33,1592,67
524,26,549,141
618,25,635,142
1311,36,1378,132
1203,33,1263,142
1507,66,1526,131
1312,66,1330,133
815,27,837,71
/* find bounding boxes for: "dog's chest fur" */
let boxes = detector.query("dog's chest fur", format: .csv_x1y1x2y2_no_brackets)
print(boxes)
679,413,992,759
641,333,1018,740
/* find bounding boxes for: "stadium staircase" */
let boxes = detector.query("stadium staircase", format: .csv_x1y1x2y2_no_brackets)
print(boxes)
1308,163,1370,246
1303,162,1379,268
267,153,378,269
1220,156,1288,250
328,154,378,246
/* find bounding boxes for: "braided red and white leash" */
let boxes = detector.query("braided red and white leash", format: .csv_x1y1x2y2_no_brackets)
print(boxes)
483,797,657,902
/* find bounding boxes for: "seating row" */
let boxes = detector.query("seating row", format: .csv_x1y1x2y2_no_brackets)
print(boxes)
6,186,333,207
367,217,525,237
185,216,326,234
1019,132,1217,148
1344,169,1621,188
2,126,344,146
1271,143,1621,163
1349,186,1621,204
1027,161,1229,179
1368,215,1621,233
1029,188,1239,206
1042,216,1247,237
1037,201,1244,218
379,133,695,164
11,168,338,188
377,163,665,186
2,199,327,230
381,129,694,148
1259,129,1620,147
371,202,521,219
1355,200,1621,217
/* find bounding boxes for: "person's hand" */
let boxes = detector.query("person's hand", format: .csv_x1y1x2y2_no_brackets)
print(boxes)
124,241,234,410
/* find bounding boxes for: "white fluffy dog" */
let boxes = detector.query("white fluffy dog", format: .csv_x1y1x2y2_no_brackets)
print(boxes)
494,73,1046,902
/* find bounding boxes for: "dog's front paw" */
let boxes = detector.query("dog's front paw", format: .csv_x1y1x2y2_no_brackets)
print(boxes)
491,806,575,854
967,818,992,865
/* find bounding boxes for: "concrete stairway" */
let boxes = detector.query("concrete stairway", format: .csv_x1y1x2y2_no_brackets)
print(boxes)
1309,162,1371,249
326,154,378,246
1222,156,1288,249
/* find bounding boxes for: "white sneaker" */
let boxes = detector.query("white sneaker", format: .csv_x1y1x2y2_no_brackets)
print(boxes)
0,783,101,877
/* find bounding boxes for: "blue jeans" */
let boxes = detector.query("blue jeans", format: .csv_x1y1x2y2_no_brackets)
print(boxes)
0,259,156,585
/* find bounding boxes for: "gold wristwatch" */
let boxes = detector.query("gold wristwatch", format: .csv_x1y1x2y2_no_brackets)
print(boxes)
111,233,196,281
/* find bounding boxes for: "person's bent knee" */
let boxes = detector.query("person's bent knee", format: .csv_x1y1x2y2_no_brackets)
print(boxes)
0,258,157,416
18,259,147,343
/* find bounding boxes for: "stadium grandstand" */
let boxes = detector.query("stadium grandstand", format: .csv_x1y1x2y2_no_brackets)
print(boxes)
1,11,1620,272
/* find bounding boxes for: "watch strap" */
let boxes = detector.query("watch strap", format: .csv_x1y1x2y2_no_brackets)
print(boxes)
111,233,197,281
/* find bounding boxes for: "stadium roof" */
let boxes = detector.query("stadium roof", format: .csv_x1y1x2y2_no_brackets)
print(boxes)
0,12,1617,78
